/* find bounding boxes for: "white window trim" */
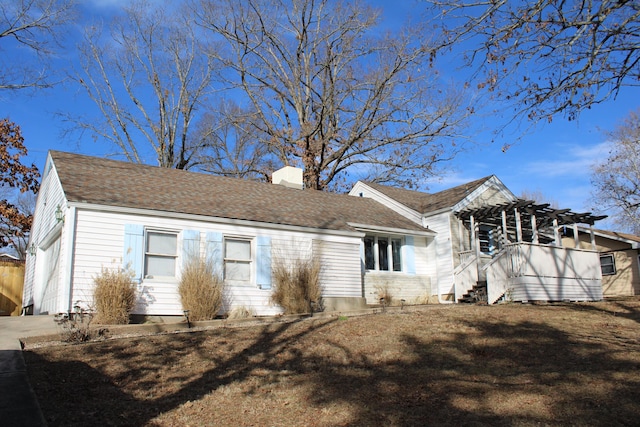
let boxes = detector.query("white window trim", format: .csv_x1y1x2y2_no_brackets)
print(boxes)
364,235,403,272
600,253,616,276
144,229,179,280
224,236,254,285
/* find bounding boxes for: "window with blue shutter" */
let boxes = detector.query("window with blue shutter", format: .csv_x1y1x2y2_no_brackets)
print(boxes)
363,234,410,272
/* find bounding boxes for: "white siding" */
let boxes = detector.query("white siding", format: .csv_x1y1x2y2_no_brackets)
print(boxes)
24,157,69,314
313,239,362,297
423,212,455,296
69,209,363,317
413,236,433,276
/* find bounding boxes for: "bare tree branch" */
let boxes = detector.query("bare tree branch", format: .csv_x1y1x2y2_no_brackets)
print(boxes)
67,1,216,169
591,108,640,234
196,0,472,190
191,99,275,181
427,0,640,124
0,0,75,90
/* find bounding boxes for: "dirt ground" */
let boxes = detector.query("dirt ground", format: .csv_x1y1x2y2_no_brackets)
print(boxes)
25,300,640,426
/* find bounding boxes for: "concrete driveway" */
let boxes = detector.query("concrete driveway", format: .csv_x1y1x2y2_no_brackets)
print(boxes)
0,315,59,427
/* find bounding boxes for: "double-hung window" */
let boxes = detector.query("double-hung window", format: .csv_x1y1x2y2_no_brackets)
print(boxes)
364,235,403,272
225,238,252,283
145,230,178,278
600,254,616,275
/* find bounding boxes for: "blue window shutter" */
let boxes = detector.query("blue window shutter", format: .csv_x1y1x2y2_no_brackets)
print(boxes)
124,224,144,283
182,230,201,267
404,236,416,275
206,232,223,275
256,235,272,290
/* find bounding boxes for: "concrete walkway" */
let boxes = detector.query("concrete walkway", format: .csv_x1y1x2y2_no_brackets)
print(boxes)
0,316,59,426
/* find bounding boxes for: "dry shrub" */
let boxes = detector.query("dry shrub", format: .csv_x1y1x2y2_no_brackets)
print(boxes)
374,283,394,306
93,268,137,324
271,257,322,314
179,256,224,321
227,306,255,320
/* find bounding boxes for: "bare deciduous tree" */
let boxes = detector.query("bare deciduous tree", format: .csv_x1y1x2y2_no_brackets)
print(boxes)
427,0,640,124
192,100,275,181
591,109,640,234
71,1,215,169
196,0,471,190
0,0,75,90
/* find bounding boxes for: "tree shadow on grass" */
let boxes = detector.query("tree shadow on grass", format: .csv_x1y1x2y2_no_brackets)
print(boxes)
565,299,640,325
24,312,640,426
302,317,640,426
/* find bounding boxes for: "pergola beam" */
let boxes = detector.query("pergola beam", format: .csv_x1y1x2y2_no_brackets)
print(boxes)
455,198,607,246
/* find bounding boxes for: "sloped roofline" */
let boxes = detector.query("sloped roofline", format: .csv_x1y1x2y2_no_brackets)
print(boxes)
47,151,428,235
451,175,517,212
352,175,517,216
577,226,640,249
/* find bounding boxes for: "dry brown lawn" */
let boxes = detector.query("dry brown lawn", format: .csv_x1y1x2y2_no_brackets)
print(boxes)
25,300,640,426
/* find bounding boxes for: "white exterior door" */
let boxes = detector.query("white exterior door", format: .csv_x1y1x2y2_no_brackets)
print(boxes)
38,234,61,314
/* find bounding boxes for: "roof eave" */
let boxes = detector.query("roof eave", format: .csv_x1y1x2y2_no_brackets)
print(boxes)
68,202,365,238
347,222,435,237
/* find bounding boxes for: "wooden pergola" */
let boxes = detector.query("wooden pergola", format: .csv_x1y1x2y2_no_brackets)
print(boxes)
455,199,607,254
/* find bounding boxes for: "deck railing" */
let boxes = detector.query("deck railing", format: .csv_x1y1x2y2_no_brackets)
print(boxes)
484,242,602,303
454,251,478,301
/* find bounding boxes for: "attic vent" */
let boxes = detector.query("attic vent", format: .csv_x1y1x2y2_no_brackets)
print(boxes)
272,166,304,190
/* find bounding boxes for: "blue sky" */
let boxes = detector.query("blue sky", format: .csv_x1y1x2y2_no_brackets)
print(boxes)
2,0,638,230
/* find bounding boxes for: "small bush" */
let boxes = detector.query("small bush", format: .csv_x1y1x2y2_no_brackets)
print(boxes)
55,311,94,343
179,256,224,321
374,283,394,306
93,268,137,324
271,257,321,314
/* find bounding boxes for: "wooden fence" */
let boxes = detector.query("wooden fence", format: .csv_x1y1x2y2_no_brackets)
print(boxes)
0,260,25,316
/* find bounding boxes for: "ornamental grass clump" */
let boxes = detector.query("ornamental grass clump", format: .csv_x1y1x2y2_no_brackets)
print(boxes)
93,268,137,324
271,257,322,314
179,256,224,321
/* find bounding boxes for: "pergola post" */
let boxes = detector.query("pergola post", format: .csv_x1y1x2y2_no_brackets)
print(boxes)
501,210,508,247
590,224,597,251
470,215,479,261
573,223,580,249
458,219,466,251
530,212,539,244
514,208,523,242
553,218,561,246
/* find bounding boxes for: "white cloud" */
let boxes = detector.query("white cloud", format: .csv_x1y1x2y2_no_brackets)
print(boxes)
522,141,612,178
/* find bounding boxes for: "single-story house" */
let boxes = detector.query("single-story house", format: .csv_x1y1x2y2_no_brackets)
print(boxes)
23,151,607,317
562,227,640,297
22,151,434,317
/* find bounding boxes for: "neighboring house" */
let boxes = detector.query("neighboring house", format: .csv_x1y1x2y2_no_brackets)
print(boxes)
351,177,606,304
562,227,640,297
23,151,608,317
22,151,434,317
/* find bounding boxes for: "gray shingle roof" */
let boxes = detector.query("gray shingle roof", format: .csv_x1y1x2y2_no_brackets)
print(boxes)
50,151,427,233
364,177,493,214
